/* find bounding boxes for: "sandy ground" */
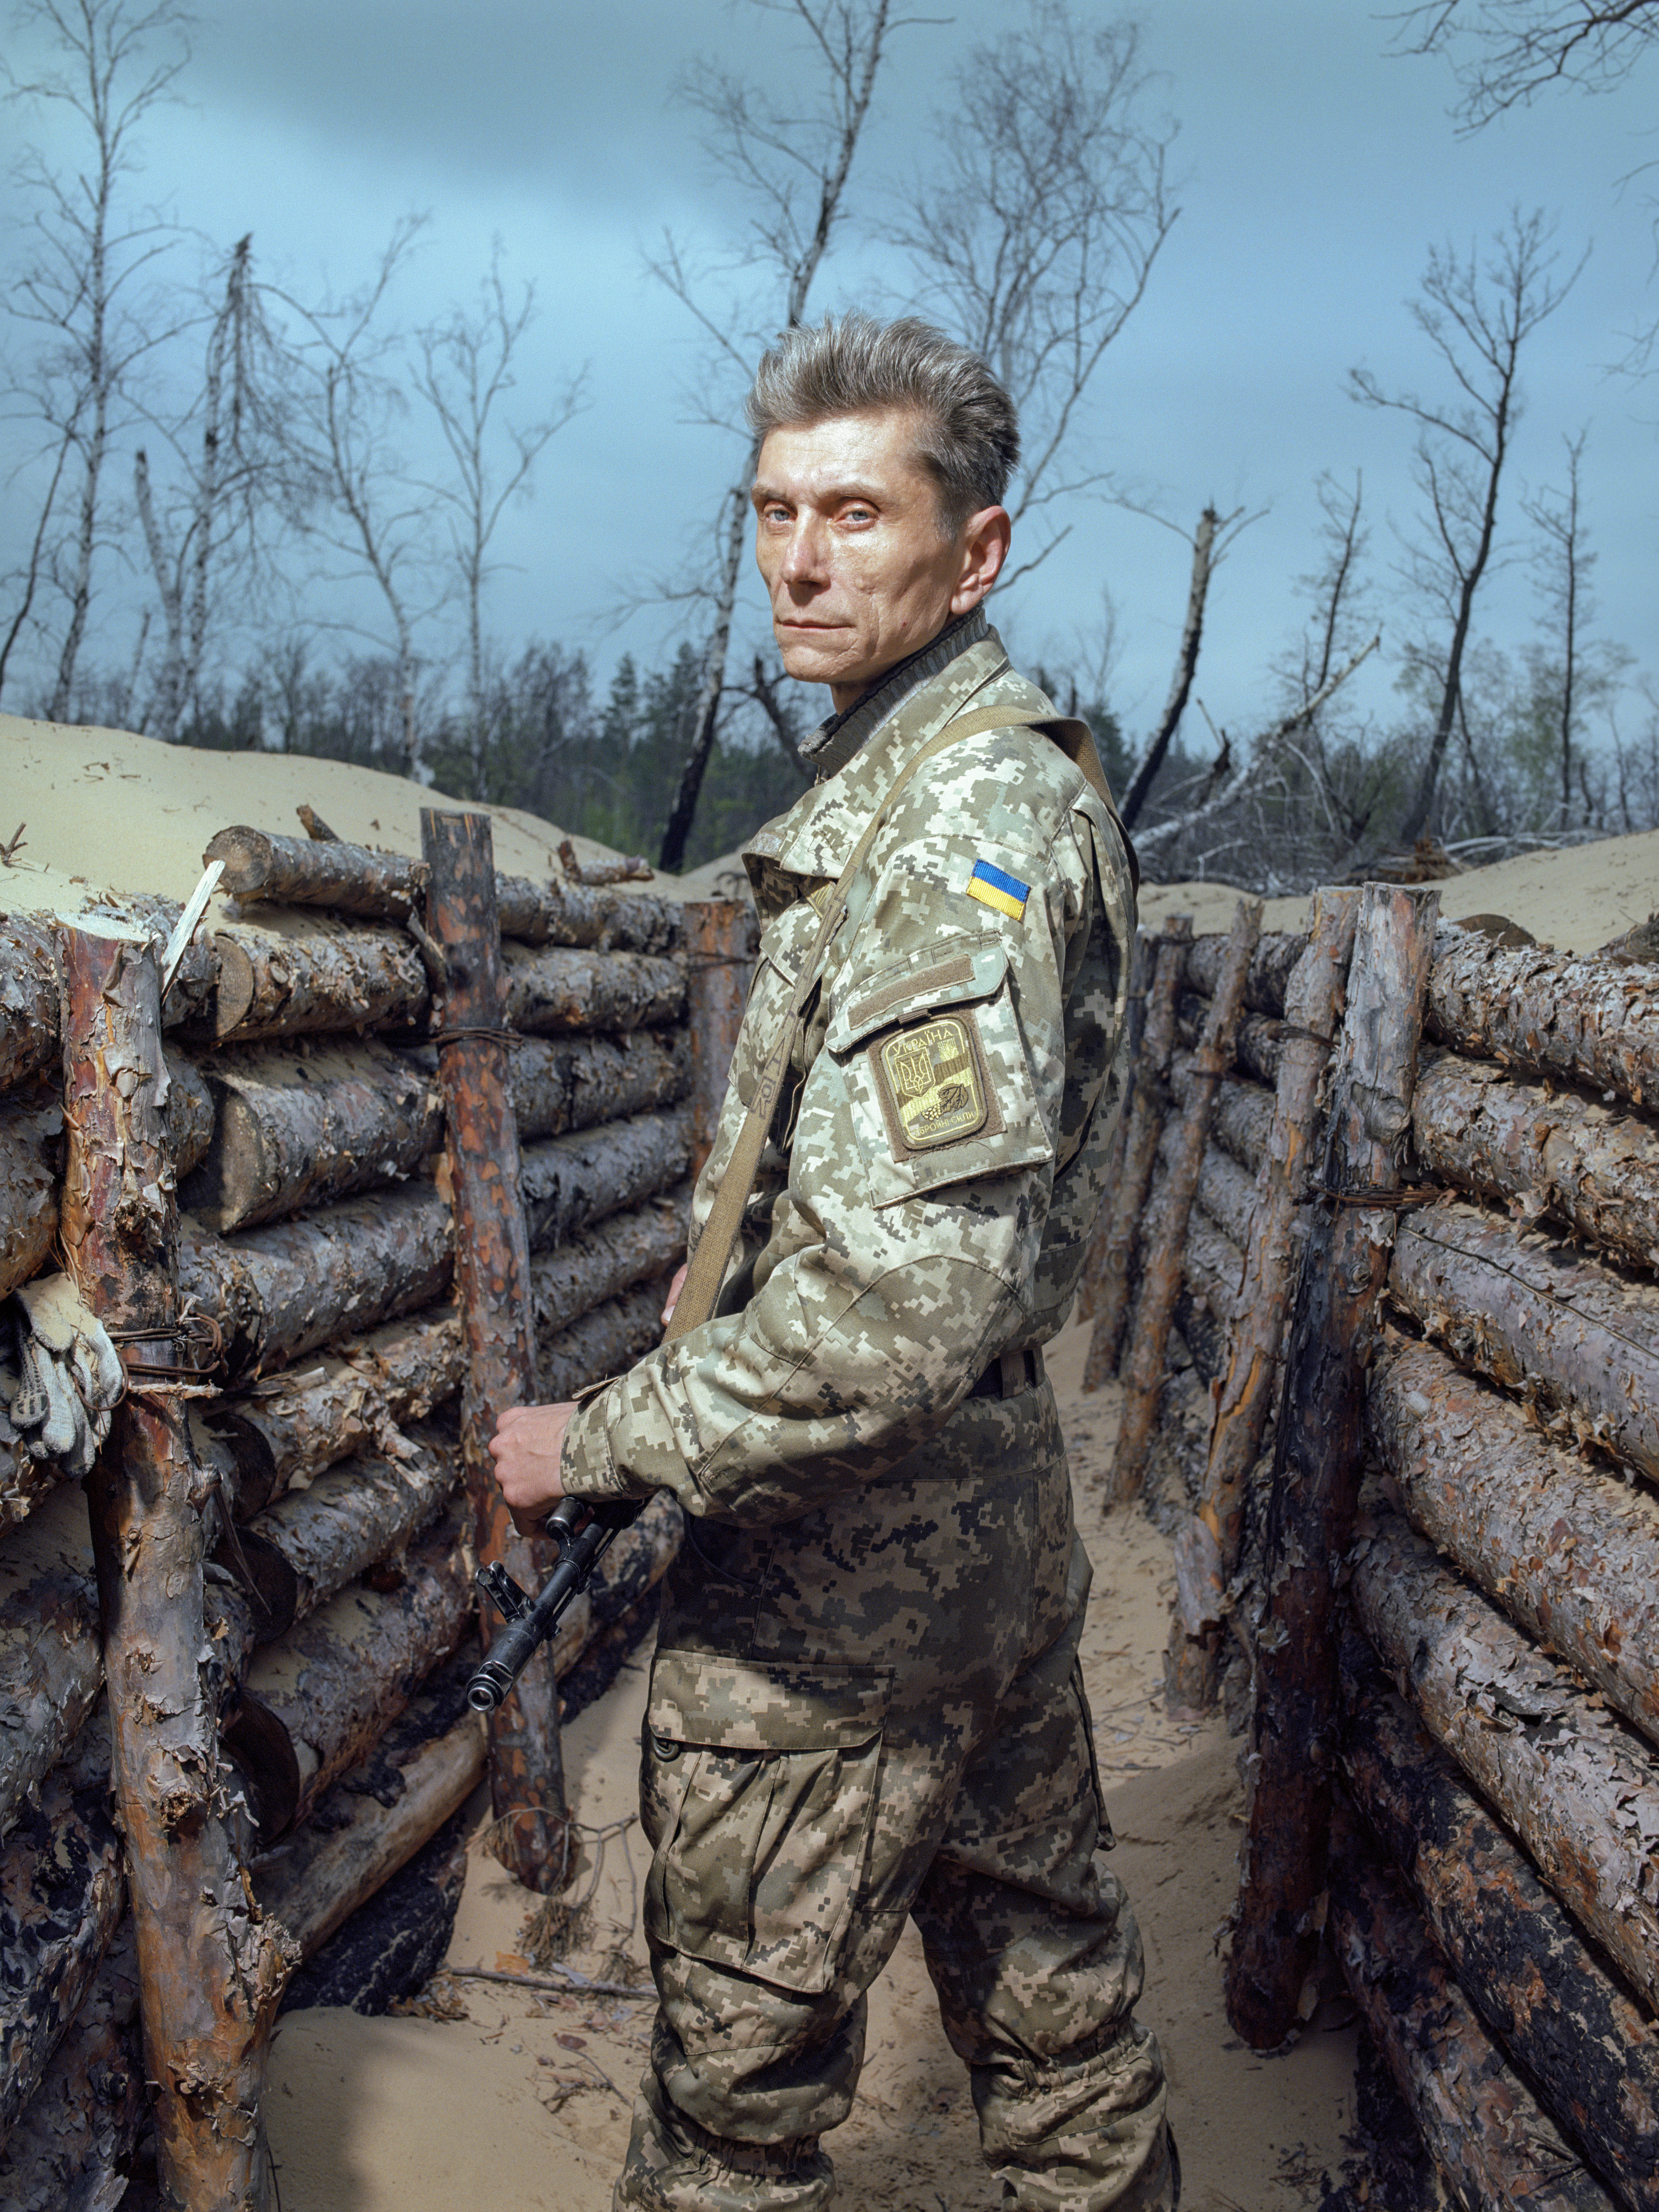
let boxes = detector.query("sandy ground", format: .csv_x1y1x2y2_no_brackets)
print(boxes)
264,1319,1358,2212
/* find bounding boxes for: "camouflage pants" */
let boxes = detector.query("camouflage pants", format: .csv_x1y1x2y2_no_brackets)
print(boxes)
612,1383,1174,2211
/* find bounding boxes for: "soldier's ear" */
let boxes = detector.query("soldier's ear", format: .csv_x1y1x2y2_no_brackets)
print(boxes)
952,507,1010,613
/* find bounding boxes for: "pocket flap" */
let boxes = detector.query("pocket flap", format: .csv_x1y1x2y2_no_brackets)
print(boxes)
828,935,1009,1053
647,1649,891,1752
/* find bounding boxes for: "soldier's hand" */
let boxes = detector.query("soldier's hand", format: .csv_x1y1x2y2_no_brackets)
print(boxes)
490,1401,576,1539
661,1261,688,1326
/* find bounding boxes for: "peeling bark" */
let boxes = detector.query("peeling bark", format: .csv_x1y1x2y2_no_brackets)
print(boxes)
682,900,760,1185
1352,1506,1659,2016
1178,997,1289,1088
1328,1800,1616,2212
423,807,569,1894
230,1184,455,1371
530,1194,688,1347
0,1722,124,2148
510,1028,691,1144
205,826,426,916
208,912,428,1044
179,1038,443,1233
238,1511,473,1835
1342,1650,1659,2207
165,1050,215,1178
495,873,684,954
1427,921,1659,1107
0,1920,143,2210
1115,903,1262,1500
538,1280,671,1403
1172,1057,1275,1178
1228,883,1440,2052
1084,917,1193,1389
1184,927,1306,1017
499,940,686,1035
0,1083,60,1303
521,1109,694,1255
1413,1050,1659,1273
0,1481,101,1832
1369,1327,1659,1758
60,921,291,2210
0,916,60,1092
248,1424,462,1629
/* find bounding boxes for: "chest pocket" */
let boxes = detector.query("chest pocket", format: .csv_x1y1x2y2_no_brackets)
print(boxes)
733,897,830,1113
642,1648,891,1996
825,932,1055,1209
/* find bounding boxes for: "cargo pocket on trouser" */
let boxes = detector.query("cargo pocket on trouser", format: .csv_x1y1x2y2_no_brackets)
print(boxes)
643,1648,893,1997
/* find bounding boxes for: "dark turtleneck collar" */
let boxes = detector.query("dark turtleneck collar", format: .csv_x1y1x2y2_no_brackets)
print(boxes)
796,605,990,782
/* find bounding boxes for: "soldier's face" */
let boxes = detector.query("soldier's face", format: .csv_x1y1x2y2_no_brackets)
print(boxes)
753,410,1009,713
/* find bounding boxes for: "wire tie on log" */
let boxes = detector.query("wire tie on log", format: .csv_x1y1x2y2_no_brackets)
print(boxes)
1315,1181,1437,1209
432,1022,520,1047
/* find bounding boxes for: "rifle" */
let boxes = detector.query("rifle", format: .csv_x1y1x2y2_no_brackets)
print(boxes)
466,1495,642,1713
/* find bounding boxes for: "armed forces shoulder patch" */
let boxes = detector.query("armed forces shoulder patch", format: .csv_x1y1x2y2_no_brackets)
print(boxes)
871,1012,1002,1158
966,857,1030,921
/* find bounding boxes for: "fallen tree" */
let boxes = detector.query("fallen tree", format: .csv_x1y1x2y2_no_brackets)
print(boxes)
1172,1057,1274,1179
228,1183,455,1370
531,1195,688,1345
0,916,59,1092
1183,927,1307,1017
495,872,683,954
539,1281,670,1403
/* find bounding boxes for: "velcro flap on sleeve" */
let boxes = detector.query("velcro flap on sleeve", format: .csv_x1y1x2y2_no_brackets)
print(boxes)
647,1649,891,1752
827,935,1008,1054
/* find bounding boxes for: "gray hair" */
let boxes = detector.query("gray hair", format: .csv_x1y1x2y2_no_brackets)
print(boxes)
745,314,1020,533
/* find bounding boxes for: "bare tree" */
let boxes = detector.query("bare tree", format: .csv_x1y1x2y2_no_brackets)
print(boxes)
1387,2,1657,126
1521,429,1631,824
650,0,910,871
412,250,585,785
892,0,1178,586
2,0,191,718
1350,206,1582,844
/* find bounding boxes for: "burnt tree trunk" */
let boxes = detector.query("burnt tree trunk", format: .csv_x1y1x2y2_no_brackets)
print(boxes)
1413,1049,1659,1274
1174,889,1359,1708
682,899,760,1187
1328,1800,1615,2212
205,826,427,916
511,1029,690,1144
422,807,570,1894
1084,916,1193,1390
500,940,686,1036
1352,1507,1659,2016
179,1038,442,1233
1119,898,1256,1504
1368,1327,1659,1757
1342,1647,1659,2206
61,920,291,2209
1227,882,1439,2050
1427,922,1659,1107
208,915,428,1044
521,1109,694,1253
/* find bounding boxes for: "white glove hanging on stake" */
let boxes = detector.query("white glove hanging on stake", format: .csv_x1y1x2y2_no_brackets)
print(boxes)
0,1273,125,1477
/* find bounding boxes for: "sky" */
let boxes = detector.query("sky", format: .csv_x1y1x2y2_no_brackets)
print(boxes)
2,0,1655,757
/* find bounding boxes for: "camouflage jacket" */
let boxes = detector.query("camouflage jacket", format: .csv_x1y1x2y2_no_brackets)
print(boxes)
559,615,1136,1524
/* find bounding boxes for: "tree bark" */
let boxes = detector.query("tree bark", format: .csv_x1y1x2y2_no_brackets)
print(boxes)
1174,890,1360,1707
0,1725,125,2148
495,873,683,955
1115,902,1262,1500
510,1029,690,1144
1342,1649,1659,2207
229,1184,455,1372
60,921,291,2211
1172,1056,1275,1178
1369,1326,1659,1757
248,1427,462,1632
0,1481,101,1831
499,941,686,1035
531,1195,688,1344
205,827,427,915
1178,997,1287,1087
539,1281,671,1403
0,1921,143,2211
1389,1202,1659,1482
0,916,60,1093
237,1513,473,1837
1183,926,1307,1018
682,900,760,1186
1352,1506,1659,2017
165,1049,215,1178
1413,1049,1659,1274
179,1038,443,1233
1327,1801,1616,2212
1119,508,1218,833
0,1083,59,1303
1427,921,1659,1107
208,915,428,1044
1227,883,1440,2051
521,1109,694,1255
422,807,570,1894
1083,917,1193,1389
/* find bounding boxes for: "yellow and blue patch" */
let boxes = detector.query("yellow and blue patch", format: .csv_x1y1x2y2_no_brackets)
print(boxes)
966,857,1030,921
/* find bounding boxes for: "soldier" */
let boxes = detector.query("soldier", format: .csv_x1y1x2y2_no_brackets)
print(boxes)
490,313,1175,2211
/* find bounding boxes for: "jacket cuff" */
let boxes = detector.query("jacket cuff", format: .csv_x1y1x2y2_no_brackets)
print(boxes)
559,1387,652,1503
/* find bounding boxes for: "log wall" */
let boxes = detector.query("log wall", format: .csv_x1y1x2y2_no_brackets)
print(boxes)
1078,899,1659,2210
0,824,746,2204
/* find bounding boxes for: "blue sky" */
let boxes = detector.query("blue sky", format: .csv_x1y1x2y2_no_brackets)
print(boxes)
3,0,1654,753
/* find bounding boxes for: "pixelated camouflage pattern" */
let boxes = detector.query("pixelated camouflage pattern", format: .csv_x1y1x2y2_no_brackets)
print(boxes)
556,619,1163,2209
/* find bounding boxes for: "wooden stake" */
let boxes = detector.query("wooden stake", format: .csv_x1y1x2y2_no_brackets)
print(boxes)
1226,882,1439,2050
1113,899,1261,1501
61,922,291,2209
420,809,572,1893
1083,915,1192,1390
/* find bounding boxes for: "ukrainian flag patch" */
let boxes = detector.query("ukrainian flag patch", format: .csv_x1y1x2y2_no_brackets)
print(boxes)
966,858,1030,921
